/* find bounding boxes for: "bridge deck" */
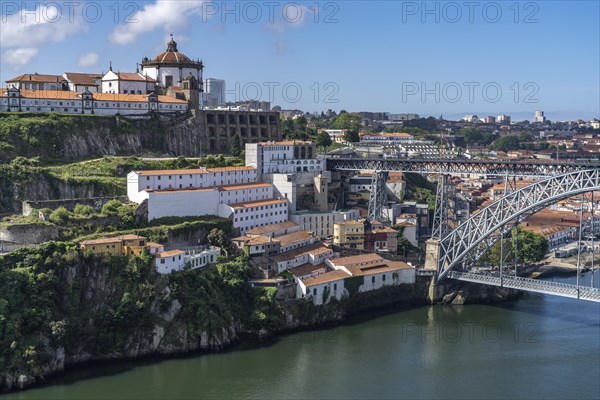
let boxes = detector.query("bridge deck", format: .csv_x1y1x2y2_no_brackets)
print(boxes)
326,156,600,177
447,271,600,302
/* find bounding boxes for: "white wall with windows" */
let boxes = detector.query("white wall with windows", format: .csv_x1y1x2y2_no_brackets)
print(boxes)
155,251,185,274
219,199,289,234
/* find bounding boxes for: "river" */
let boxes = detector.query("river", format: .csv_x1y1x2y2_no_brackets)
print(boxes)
3,271,599,400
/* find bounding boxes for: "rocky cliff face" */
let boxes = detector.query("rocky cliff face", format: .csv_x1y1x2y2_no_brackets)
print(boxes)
0,170,124,214
0,247,251,391
0,246,522,392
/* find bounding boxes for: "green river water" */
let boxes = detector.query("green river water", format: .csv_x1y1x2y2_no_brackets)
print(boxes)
2,272,599,400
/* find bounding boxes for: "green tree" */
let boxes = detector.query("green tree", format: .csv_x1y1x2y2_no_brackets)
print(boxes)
460,127,483,146
101,199,123,215
207,228,229,249
344,130,360,143
483,227,549,265
490,135,521,152
73,204,94,216
333,113,362,131
315,131,332,148
231,135,242,157
49,206,71,224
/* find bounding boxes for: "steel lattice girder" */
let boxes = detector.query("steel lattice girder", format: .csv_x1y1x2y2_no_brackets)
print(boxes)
437,169,600,281
326,157,599,177
368,171,388,221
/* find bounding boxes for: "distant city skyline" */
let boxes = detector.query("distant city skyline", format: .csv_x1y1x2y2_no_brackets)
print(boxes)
1,1,598,119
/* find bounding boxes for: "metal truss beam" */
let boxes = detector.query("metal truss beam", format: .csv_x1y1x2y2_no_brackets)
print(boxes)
368,171,388,222
448,271,600,302
436,169,600,281
326,157,599,177
432,175,450,240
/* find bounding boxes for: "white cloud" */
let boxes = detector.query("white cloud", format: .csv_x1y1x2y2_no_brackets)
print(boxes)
110,1,207,45
0,3,88,67
78,52,99,67
0,3,87,48
3,48,40,67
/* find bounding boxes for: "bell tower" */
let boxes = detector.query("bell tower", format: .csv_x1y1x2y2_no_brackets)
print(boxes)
182,73,200,115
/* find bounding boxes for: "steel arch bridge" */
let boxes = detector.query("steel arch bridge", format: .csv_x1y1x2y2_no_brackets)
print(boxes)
432,169,600,302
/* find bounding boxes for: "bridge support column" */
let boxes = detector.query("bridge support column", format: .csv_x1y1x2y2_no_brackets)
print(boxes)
424,239,440,272
424,239,443,303
368,171,388,222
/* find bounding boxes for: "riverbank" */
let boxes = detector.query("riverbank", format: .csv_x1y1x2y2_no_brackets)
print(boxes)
0,266,521,393
3,276,598,400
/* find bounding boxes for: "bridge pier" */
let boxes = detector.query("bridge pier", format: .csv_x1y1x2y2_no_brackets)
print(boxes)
423,239,445,303
424,239,440,272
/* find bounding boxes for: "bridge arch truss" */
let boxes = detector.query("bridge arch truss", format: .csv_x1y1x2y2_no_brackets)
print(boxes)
437,169,600,281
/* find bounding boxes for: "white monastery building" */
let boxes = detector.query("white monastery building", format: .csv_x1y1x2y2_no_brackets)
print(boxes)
2,37,200,117
127,166,290,234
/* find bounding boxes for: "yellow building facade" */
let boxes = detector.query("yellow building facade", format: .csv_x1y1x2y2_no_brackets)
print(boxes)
333,220,365,250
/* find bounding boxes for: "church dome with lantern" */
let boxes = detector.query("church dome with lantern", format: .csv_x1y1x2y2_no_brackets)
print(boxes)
140,35,203,90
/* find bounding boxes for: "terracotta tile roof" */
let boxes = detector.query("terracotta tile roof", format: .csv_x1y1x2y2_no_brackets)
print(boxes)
80,234,146,246
146,242,164,248
63,72,101,86
346,261,413,276
0,89,81,100
156,249,185,258
301,269,350,286
6,73,64,83
149,187,216,194
330,253,383,267
93,92,187,104
336,220,363,226
289,263,329,278
206,166,256,173
270,242,332,263
489,180,537,191
80,237,122,246
277,230,315,247
218,182,271,192
119,234,146,241
134,166,255,177
244,236,280,246
245,221,298,236
136,168,208,176
0,89,187,104
111,72,157,82
228,198,288,209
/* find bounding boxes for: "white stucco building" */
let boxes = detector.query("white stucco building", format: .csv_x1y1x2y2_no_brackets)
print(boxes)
155,249,185,274
296,253,416,305
0,88,188,116
185,247,220,270
5,73,67,90
245,141,324,176
127,166,258,203
63,72,102,92
101,70,157,95
291,209,360,238
219,198,290,234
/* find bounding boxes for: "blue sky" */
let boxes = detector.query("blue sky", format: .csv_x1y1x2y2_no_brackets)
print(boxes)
1,1,598,120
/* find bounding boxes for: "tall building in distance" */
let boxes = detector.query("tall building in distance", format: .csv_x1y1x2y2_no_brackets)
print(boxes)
203,78,226,108
535,110,547,123
497,114,511,125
